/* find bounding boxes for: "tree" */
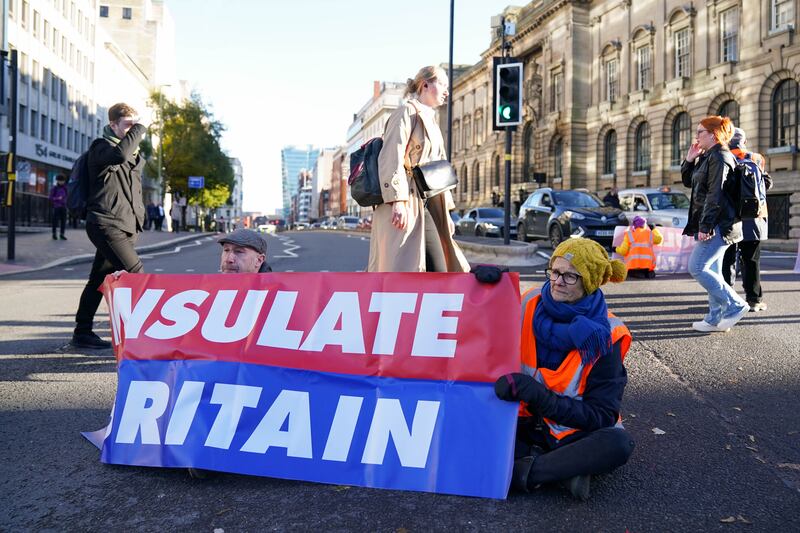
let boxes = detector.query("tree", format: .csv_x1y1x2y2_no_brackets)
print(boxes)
148,91,234,209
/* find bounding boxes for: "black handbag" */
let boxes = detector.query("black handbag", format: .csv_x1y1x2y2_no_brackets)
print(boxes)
407,101,458,199
412,160,458,199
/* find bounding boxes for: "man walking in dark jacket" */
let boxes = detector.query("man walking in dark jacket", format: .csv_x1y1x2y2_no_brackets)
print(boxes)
72,103,147,349
49,174,68,240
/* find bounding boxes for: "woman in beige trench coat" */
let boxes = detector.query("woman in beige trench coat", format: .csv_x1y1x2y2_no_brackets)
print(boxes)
368,66,470,273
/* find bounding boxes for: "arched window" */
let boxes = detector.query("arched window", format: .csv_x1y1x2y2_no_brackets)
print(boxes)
718,100,739,126
493,154,501,187
553,137,563,180
671,113,691,166
772,79,799,147
523,124,535,182
635,122,651,171
460,164,468,200
603,130,617,175
473,161,481,192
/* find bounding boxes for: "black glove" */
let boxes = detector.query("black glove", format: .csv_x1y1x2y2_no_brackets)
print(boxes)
471,264,508,284
494,373,548,406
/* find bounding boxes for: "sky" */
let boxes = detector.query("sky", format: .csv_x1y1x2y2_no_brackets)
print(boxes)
167,0,516,214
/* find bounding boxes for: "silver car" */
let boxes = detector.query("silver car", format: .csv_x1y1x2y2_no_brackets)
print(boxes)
617,187,690,228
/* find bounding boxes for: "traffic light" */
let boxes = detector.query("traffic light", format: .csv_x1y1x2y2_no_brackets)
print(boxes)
494,61,523,128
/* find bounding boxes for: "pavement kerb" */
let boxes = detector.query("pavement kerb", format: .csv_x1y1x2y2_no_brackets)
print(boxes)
284,229,547,267
0,232,214,277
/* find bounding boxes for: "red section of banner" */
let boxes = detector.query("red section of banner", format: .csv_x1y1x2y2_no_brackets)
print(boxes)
101,272,521,383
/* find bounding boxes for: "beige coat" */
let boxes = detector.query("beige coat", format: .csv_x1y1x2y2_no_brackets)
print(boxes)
367,99,470,272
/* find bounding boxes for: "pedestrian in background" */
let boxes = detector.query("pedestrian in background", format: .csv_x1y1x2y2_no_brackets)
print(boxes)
368,65,469,273
49,174,68,240
171,199,182,232
71,103,147,349
682,116,748,333
155,203,165,231
615,215,662,278
722,128,772,312
494,238,633,501
145,201,157,230
602,187,621,209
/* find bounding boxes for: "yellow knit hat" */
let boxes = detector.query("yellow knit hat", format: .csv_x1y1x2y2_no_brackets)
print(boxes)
550,237,627,294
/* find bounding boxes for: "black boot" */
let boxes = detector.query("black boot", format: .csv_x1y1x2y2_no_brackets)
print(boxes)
561,474,591,501
511,455,537,493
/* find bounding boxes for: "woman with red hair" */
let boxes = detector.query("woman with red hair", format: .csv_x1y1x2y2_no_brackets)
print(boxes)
681,116,749,332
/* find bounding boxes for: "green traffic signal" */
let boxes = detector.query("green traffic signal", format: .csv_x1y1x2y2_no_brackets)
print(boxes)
500,106,512,120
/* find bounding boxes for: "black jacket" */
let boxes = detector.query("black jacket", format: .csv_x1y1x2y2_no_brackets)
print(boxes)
681,143,742,244
86,124,147,234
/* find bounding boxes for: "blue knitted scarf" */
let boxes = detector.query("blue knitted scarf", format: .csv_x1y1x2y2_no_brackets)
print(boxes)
533,281,612,369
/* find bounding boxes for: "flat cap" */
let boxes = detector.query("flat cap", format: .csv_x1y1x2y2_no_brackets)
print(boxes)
217,228,267,255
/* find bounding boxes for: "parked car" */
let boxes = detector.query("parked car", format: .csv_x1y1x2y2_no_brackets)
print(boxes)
517,188,626,248
310,221,323,229
338,216,360,230
617,186,690,228
450,211,461,225
293,222,309,230
455,207,517,238
358,215,372,230
257,223,277,234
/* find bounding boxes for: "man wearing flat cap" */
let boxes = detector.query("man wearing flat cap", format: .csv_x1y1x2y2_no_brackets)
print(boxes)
217,228,272,273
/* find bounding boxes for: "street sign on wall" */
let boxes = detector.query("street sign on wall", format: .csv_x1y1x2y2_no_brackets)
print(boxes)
188,176,205,189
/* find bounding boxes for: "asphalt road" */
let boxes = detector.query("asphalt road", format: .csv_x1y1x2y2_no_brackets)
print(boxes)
1,230,799,531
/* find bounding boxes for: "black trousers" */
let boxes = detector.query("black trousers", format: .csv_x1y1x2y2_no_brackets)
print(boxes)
424,207,447,272
722,240,763,304
74,223,143,334
52,207,66,237
515,418,634,485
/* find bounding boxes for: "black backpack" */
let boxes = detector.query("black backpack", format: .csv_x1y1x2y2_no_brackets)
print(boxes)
728,154,767,220
348,137,385,207
66,139,101,218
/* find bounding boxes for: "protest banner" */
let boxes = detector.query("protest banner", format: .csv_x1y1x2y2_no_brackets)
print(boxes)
84,272,521,499
612,225,696,274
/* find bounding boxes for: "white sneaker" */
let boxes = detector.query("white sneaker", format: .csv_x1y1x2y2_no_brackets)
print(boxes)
692,320,730,333
717,305,750,330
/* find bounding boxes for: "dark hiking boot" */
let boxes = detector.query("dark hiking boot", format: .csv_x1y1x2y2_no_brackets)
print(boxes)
52,234,58,240
561,474,591,501
71,332,112,349
60,234,67,240
511,455,537,493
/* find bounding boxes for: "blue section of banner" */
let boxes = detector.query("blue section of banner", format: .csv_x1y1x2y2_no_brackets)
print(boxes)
100,360,516,499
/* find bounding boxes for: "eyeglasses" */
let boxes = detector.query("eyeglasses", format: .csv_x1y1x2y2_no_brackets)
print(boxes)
545,268,582,285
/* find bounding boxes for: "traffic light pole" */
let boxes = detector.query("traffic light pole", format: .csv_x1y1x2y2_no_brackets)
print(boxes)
6,50,17,261
446,0,454,161
501,25,512,246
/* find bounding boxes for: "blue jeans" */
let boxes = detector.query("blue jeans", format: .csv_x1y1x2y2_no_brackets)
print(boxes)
688,228,748,325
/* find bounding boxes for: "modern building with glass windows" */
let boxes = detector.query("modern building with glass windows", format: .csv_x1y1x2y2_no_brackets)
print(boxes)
281,145,319,220
447,0,800,242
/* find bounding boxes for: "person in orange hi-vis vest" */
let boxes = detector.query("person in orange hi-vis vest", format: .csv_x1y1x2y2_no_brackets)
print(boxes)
493,238,635,501
615,215,663,278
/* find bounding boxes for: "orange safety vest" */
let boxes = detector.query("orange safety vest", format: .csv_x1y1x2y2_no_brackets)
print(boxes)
622,227,656,271
518,288,632,441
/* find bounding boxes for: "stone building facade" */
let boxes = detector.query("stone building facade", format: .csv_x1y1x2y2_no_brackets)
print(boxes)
448,0,800,241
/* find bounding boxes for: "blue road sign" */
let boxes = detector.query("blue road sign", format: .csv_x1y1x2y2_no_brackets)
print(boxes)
188,176,205,189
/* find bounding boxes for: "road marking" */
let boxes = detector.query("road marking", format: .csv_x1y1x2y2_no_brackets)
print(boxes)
63,267,74,271
273,235,299,258
320,270,329,272
360,237,367,241
285,269,294,272
154,268,163,272
536,251,551,259
185,269,195,272
139,254,153,259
